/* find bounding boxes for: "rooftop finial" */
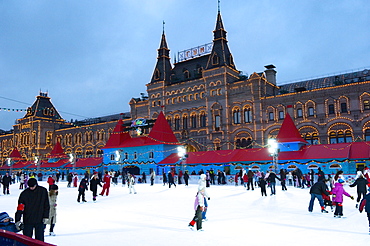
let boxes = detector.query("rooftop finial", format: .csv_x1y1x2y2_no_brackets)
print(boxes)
162,20,165,34
218,0,220,13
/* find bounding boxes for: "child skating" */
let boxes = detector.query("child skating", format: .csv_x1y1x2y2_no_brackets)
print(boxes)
332,179,354,218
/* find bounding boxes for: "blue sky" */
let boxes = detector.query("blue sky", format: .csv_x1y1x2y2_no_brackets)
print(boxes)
1,0,369,130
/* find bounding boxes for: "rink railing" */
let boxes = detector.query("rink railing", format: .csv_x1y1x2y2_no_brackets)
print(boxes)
0,230,56,246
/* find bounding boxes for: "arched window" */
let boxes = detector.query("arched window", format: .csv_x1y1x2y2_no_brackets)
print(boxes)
244,108,252,123
200,113,207,127
365,129,370,141
154,69,160,80
212,54,219,65
297,108,303,118
183,116,188,129
308,107,314,116
174,116,180,130
190,114,197,128
328,104,335,114
233,109,241,124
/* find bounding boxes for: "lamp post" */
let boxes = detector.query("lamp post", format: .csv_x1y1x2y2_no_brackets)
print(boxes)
34,156,40,178
7,158,13,175
177,146,187,172
268,139,279,173
69,153,75,173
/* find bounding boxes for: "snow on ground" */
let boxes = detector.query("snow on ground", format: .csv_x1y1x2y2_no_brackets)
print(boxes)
1,179,369,246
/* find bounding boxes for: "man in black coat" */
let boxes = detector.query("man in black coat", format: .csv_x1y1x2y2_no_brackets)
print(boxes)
15,178,50,242
2,172,12,195
308,180,330,213
350,173,369,207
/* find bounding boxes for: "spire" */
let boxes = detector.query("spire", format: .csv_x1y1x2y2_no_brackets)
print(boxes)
150,27,173,84
104,119,131,148
206,10,236,70
149,111,178,143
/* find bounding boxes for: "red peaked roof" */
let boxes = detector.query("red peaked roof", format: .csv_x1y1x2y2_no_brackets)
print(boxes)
277,113,307,143
103,112,179,149
9,147,23,159
148,111,178,143
104,119,132,148
49,141,68,158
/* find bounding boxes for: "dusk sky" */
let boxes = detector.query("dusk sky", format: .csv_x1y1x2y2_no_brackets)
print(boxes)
1,0,369,130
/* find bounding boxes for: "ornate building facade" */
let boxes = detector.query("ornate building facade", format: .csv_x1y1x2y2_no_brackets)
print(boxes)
1,10,370,164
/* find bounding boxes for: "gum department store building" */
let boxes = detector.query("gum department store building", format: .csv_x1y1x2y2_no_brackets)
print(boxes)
1,11,370,164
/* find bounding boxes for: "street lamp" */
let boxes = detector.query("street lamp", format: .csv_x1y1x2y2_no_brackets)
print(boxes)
7,158,12,175
34,156,40,177
177,146,187,171
268,139,279,173
69,153,75,173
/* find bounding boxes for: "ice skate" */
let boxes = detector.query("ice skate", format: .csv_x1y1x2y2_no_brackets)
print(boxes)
188,224,194,231
49,232,56,236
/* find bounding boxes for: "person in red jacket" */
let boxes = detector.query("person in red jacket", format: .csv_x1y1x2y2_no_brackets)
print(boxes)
100,171,111,196
47,175,55,191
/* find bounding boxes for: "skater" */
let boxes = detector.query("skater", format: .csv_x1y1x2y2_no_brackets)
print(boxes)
15,178,50,242
90,172,102,202
168,171,176,188
266,171,280,195
243,173,248,188
184,170,190,186
142,172,147,183
247,170,254,190
47,175,55,191
188,187,206,231
77,177,88,203
19,173,25,190
0,212,20,233
359,188,370,234
322,191,334,212
67,173,73,187
2,172,11,195
258,177,267,196
308,179,330,213
234,173,239,186
162,172,168,186
280,169,287,191
100,171,111,196
128,173,137,194
198,174,210,221
45,184,58,236
350,172,369,207
73,173,78,187
332,179,354,218
150,170,156,186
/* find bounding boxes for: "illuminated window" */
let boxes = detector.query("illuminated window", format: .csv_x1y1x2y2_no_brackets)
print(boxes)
244,108,252,123
233,109,241,124
279,111,284,119
297,108,303,118
341,102,347,113
184,70,190,79
364,100,370,110
200,113,207,127
154,69,160,80
174,117,180,130
269,112,274,121
191,114,197,128
215,115,221,131
308,107,314,116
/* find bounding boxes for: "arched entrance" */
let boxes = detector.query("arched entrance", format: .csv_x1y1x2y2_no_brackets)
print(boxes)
122,165,140,175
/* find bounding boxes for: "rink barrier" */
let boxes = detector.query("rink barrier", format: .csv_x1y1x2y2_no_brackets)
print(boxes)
0,230,56,246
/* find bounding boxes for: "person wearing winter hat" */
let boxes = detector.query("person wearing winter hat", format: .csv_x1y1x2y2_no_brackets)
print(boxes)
90,173,102,202
188,187,206,231
15,178,50,242
332,179,354,218
198,174,210,221
350,172,369,208
45,184,58,236
0,212,20,233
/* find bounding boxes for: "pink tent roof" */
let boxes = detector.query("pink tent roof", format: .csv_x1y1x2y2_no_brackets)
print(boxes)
9,147,23,159
49,141,68,158
64,157,102,168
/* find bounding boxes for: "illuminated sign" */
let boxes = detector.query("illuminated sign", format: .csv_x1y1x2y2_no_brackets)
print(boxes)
131,118,147,127
178,43,213,62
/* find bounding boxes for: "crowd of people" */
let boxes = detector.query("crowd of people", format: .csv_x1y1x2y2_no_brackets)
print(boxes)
1,166,370,241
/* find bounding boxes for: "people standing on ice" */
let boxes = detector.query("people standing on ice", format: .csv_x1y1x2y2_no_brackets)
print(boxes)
168,171,176,188
45,184,58,236
184,170,190,186
188,187,206,231
150,170,156,186
142,172,147,184
234,173,239,186
206,170,211,187
162,172,167,186
67,173,72,187
15,178,50,242
247,170,254,190
77,177,88,203
90,172,102,202
309,169,315,186
359,187,370,234
100,171,111,196
128,173,137,194
332,179,354,218
73,173,78,187
19,173,25,190
280,169,287,191
47,175,55,191
350,172,369,208
198,174,210,221
266,171,280,195
243,172,248,189
258,176,267,196
2,172,12,195
294,168,303,187
178,170,183,185
317,167,326,182
308,179,330,213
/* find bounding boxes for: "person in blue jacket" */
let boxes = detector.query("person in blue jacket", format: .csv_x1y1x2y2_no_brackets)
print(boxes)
0,212,20,233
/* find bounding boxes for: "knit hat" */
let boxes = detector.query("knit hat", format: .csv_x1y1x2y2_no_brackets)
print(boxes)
0,212,13,223
27,178,37,187
51,184,58,190
338,179,345,183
